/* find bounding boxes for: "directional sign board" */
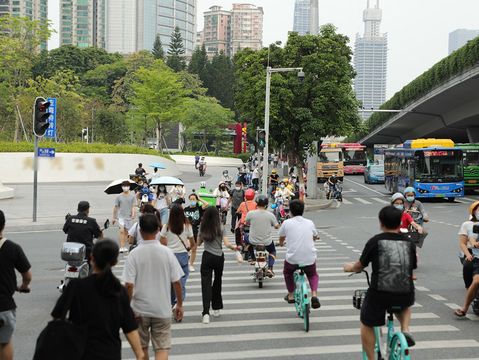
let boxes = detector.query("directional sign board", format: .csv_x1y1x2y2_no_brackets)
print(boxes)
38,147,55,158
44,98,57,139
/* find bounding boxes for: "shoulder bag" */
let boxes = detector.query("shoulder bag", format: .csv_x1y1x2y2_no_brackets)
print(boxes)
33,282,87,360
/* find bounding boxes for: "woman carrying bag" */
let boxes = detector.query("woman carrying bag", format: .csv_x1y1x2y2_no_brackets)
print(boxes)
35,239,143,360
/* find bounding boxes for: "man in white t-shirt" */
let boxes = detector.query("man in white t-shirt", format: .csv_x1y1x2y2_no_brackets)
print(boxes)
279,199,321,309
123,214,184,360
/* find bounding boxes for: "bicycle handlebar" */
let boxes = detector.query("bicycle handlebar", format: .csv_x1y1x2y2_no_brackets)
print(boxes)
349,269,371,286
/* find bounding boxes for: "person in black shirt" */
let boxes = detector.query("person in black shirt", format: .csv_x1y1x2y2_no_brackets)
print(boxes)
269,169,279,199
343,206,417,359
135,163,146,177
63,201,102,262
52,239,143,360
0,210,31,360
184,193,209,272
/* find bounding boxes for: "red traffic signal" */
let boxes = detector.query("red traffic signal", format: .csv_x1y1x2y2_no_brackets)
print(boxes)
33,97,51,137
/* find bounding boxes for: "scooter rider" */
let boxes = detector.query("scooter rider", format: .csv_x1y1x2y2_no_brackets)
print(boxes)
324,175,339,199
63,201,103,263
391,193,423,234
404,187,429,225
221,170,233,189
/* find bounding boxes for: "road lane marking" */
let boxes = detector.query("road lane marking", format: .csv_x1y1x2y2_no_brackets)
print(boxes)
429,294,447,301
186,275,359,283
344,178,386,196
354,198,372,204
342,198,353,204
372,197,389,204
463,197,478,202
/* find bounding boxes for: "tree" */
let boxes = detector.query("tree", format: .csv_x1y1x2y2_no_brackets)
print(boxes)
152,34,165,60
188,45,208,77
81,60,128,103
93,107,128,144
128,60,188,151
166,27,186,72
234,25,360,182
203,51,235,109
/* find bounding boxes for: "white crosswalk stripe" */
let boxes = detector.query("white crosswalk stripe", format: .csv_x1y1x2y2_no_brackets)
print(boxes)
354,197,372,204
371,197,390,204
120,226,475,360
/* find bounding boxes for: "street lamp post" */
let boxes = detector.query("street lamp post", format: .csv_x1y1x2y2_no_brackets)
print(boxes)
261,66,304,195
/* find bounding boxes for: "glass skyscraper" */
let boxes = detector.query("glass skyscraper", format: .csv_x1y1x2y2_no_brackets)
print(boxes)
293,0,310,35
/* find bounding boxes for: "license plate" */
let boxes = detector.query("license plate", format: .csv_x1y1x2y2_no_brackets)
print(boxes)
65,271,79,278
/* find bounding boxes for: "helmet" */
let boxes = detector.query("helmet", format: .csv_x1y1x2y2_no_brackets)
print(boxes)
218,181,225,187
256,194,269,207
223,170,228,175
200,181,206,188
469,201,479,216
271,169,277,174
245,189,255,200
283,178,290,184
404,187,415,195
391,193,405,204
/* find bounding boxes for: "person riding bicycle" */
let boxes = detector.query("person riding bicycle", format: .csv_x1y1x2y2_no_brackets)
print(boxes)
63,201,103,263
244,195,280,277
213,182,230,222
198,156,207,175
221,170,233,189
455,201,479,317
324,175,340,199
391,193,423,234
403,187,429,225
343,206,417,358
135,163,146,177
236,189,258,255
279,200,321,310
269,169,280,198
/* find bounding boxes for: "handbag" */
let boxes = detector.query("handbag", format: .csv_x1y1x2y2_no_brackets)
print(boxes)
33,282,87,360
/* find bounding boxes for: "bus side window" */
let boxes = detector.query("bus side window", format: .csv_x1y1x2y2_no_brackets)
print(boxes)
407,159,414,184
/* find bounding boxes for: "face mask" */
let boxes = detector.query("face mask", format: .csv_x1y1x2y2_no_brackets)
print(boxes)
190,201,197,207
122,186,130,192
406,196,414,203
235,186,241,190
280,185,285,189
150,187,155,192
394,204,404,211
475,210,479,219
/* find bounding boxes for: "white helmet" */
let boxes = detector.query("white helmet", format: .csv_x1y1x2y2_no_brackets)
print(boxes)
200,181,206,188
391,192,405,204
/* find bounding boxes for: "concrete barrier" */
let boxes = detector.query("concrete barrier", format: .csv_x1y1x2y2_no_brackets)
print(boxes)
0,182,14,199
0,152,180,184
171,154,244,167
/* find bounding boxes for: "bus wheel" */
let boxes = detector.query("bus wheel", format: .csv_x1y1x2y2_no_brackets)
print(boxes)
447,197,455,202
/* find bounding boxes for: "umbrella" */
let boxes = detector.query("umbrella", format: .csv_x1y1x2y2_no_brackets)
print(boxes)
149,162,166,169
104,179,137,195
150,176,184,186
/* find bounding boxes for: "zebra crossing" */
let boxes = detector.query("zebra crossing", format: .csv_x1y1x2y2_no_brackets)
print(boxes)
114,228,479,360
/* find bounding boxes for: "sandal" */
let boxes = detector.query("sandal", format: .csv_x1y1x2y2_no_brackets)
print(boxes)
402,332,416,347
454,308,467,317
311,296,321,309
284,295,295,304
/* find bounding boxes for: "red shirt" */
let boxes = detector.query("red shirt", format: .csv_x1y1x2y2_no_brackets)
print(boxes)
237,200,257,226
401,212,414,230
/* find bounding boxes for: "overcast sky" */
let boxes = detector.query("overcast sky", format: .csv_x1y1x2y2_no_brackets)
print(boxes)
48,0,479,98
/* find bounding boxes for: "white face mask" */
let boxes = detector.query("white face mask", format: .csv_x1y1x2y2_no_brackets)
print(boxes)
122,186,130,192
235,186,241,190
475,210,479,219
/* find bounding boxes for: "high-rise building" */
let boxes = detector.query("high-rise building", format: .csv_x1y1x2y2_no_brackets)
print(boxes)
0,0,48,49
202,5,231,56
60,0,106,48
354,0,387,120
449,29,479,54
293,0,310,35
309,0,318,35
105,0,197,55
230,3,263,56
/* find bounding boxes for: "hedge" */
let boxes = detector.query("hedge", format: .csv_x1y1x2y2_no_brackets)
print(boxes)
352,35,479,142
177,151,249,163
0,141,171,159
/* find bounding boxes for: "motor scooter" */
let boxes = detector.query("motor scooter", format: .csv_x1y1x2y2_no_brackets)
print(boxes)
58,219,109,292
252,245,270,288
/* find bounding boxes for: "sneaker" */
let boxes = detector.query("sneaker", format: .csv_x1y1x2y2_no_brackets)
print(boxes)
202,314,210,324
189,265,195,272
266,269,274,278
311,296,321,309
119,247,125,254
212,310,220,317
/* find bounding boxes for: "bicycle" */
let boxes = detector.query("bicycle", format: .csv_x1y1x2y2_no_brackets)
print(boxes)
352,270,411,360
294,266,311,332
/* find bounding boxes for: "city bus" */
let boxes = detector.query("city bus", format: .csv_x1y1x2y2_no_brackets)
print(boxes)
384,139,464,201
339,143,367,174
317,144,344,182
456,143,479,192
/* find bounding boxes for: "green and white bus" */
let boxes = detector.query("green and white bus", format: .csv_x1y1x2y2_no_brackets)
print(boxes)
457,143,479,192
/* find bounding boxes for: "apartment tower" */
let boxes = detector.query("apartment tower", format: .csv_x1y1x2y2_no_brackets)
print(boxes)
354,0,388,120
230,3,263,56
202,5,231,56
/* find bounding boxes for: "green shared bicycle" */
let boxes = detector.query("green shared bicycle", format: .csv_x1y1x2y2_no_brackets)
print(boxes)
352,271,411,360
294,265,311,332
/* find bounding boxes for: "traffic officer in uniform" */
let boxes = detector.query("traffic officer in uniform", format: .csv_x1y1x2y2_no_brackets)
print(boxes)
63,201,103,264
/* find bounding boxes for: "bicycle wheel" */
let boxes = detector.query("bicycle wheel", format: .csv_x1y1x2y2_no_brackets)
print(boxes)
389,333,410,360
303,303,310,332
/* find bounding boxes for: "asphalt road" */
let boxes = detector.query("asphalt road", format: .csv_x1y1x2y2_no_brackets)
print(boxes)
4,173,479,359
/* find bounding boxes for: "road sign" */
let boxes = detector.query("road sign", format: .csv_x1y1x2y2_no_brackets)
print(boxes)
38,147,55,158
44,98,57,139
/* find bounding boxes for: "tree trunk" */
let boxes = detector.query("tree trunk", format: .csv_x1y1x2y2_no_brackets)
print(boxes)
156,120,162,153
13,112,19,143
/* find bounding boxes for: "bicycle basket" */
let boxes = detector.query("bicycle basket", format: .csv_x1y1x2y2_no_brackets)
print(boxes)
353,289,368,310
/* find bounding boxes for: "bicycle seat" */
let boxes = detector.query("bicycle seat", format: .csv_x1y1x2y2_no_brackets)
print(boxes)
255,245,266,252
387,305,404,314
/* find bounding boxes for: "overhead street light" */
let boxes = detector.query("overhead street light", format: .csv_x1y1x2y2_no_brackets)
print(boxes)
261,66,304,195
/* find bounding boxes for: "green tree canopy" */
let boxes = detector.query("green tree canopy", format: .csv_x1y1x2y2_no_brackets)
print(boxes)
203,51,235,109
188,45,208,77
234,25,360,173
166,27,186,72
152,34,165,60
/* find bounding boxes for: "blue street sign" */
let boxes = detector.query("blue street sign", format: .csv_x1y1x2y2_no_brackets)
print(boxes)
45,98,57,139
38,147,55,158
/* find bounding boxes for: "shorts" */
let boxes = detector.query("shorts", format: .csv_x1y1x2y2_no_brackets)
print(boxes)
0,310,16,344
118,218,133,230
470,258,479,276
360,290,414,327
137,317,171,351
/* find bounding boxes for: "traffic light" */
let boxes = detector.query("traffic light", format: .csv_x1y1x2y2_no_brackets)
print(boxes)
33,97,51,137
258,130,266,149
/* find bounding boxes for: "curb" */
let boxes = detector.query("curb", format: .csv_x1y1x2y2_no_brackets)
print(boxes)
5,223,65,232
305,200,334,212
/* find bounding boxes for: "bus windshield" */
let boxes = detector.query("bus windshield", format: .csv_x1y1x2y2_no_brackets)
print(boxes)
414,150,463,183
343,149,367,165
464,150,479,167
319,151,341,163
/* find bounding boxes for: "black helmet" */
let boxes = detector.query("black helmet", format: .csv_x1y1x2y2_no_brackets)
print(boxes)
256,195,269,207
